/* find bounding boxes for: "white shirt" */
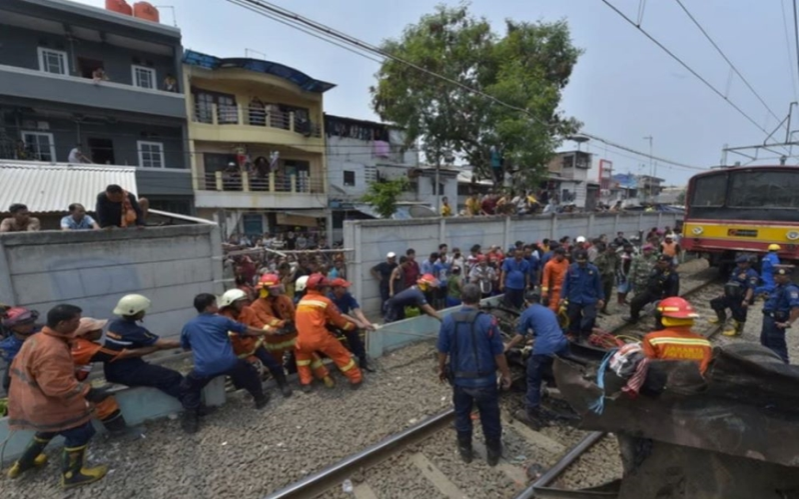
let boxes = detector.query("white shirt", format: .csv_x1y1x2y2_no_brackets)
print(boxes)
68,148,82,163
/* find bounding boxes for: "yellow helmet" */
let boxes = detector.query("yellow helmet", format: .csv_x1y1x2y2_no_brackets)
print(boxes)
113,294,151,316
768,244,781,252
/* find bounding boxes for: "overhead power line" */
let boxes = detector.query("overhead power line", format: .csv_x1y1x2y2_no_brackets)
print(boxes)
225,0,703,171
780,0,799,93
600,0,773,138
674,0,783,124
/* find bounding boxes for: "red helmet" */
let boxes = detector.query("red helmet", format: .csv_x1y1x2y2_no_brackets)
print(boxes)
3,307,37,327
657,297,698,319
258,273,281,289
417,273,439,287
306,273,330,290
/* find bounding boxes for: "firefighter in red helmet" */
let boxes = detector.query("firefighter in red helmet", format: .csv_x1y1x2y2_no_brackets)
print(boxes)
641,297,712,374
248,273,298,368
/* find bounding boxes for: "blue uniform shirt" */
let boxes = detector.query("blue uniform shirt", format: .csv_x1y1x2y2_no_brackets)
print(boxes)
421,260,437,276
181,313,247,377
502,258,531,290
433,261,450,286
764,283,800,314
561,263,604,304
0,335,25,362
388,287,427,309
330,291,360,314
104,318,161,371
760,253,780,287
541,251,554,268
729,267,759,291
437,308,503,387
525,255,541,276
517,304,569,355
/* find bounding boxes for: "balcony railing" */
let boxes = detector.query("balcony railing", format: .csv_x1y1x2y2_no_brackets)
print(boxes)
201,171,325,194
192,102,322,138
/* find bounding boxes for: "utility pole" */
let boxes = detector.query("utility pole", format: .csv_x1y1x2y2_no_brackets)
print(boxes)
643,135,654,201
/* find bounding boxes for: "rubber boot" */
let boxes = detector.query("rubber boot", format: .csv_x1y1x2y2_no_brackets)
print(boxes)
514,409,543,431
486,439,502,467
181,411,199,434
349,380,363,390
323,376,335,389
273,371,293,398
61,445,107,489
709,310,726,325
359,356,375,373
254,392,270,410
102,411,129,434
300,383,314,394
723,319,740,337
457,435,473,464
7,435,50,479
197,404,218,417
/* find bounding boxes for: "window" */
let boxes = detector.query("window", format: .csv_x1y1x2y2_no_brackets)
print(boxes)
691,174,727,207
728,170,798,209
131,65,156,89
37,48,69,75
343,170,356,187
431,182,445,196
21,131,56,161
137,141,165,168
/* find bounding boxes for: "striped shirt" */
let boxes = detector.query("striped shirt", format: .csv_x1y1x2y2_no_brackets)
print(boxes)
642,327,712,374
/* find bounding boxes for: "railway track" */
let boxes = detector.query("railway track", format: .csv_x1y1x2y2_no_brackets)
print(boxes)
263,271,726,499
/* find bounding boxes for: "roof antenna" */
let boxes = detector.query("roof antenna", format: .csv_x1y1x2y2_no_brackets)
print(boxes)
153,5,177,27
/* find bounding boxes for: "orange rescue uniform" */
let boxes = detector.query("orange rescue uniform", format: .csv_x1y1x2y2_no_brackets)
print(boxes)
295,290,362,386
248,294,297,362
542,259,570,312
642,327,712,374
71,338,122,421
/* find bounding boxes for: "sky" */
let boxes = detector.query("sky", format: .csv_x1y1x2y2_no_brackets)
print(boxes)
75,0,800,185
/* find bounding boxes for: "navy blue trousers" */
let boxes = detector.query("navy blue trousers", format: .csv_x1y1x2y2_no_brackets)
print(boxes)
453,383,501,443
761,314,789,363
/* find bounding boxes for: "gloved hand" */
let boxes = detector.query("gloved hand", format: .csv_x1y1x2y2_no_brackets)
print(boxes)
275,322,297,336
85,387,112,403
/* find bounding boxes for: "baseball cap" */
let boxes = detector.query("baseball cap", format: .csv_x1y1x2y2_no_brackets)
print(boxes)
772,266,794,276
387,252,397,258
735,255,750,264
574,250,589,261
74,317,109,337
642,244,655,251
330,278,352,288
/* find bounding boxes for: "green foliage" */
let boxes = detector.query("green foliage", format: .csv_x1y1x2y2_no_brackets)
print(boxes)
675,189,686,205
361,177,410,218
371,5,583,190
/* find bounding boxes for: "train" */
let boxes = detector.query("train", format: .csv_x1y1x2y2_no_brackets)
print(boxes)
681,164,799,269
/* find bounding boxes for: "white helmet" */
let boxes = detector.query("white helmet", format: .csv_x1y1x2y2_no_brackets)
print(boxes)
113,294,151,316
576,236,586,243
218,289,248,308
295,275,310,293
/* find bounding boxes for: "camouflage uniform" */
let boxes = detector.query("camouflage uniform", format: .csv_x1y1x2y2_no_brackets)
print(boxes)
630,253,658,294
594,252,621,312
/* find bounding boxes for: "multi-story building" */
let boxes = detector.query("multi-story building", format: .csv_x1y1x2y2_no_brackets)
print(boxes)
0,0,193,214
183,50,334,237
546,150,598,209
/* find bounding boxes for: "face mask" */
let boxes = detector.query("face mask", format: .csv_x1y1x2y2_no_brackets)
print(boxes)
259,288,269,299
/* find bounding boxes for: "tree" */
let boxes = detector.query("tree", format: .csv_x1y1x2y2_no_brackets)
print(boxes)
361,177,409,218
675,189,686,205
371,6,582,191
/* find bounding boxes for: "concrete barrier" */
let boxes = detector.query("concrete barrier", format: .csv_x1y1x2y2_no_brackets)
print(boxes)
344,212,681,316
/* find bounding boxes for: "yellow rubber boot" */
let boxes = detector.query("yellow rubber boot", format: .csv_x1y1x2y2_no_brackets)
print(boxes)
723,320,740,337
323,376,335,388
61,445,107,489
7,435,50,479
709,311,726,324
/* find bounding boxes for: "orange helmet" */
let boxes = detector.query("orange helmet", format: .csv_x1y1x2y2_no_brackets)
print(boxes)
417,273,439,287
657,297,698,319
257,273,281,289
306,273,330,290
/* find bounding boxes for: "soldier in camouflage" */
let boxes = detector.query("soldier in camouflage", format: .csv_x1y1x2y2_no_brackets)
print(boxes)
629,244,658,295
594,243,621,314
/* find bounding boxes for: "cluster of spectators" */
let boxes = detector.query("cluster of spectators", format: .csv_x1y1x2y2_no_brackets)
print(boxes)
226,230,331,251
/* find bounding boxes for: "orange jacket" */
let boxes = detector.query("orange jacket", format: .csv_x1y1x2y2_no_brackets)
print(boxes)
296,290,354,347
642,327,712,374
8,327,93,432
70,338,121,420
220,306,263,358
247,295,297,351
542,259,569,293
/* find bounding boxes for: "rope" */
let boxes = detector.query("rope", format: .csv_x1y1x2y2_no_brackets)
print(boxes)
588,348,618,415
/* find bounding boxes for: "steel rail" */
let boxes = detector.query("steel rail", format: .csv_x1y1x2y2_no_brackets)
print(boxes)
263,409,455,499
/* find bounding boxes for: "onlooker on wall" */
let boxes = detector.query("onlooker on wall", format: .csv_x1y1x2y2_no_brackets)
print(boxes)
0,204,40,232
61,204,100,231
95,185,144,228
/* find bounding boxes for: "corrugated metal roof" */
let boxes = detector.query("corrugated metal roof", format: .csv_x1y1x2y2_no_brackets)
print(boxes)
0,162,137,213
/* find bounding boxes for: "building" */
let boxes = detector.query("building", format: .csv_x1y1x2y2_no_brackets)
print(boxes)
183,49,335,238
0,0,194,214
546,150,598,209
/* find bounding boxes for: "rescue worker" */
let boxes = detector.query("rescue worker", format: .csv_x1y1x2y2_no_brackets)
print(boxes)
249,274,298,369
180,293,278,433
642,297,712,374
383,274,442,323
103,294,185,403
560,250,604,340
709,255,759,336
295,274,363,391
760,266,798,364
6,304,110,488
0,307,40,391
629,244,658,296
505,289,569,430
499,248,531,309
627,254,680,326
329,278,376,371
594,243,621,315
541,247,569,312
755,244,782,296
294,275,309,304
217,289,293,397
436,284,512,466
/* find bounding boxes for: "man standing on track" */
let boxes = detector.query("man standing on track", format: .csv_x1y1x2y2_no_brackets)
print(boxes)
594,243,621,315
437,284,512,467
541,247,569,312
499,248,530,309
560,250,604,341
760,267,798,364
755,244,782,296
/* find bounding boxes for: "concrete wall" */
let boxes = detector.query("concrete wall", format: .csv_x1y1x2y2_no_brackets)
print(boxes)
0,225,224,340
345,212,681,316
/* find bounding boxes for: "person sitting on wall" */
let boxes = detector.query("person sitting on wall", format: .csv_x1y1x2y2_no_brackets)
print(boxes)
0,204,41,232
95,185,144,228
61,204,100,231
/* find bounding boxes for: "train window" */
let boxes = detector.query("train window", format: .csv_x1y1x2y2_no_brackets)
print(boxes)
729,170,798,209
691,174,727,207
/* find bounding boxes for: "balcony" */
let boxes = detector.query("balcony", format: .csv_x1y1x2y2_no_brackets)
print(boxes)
0,64,185,119
194,171,327,210
189,102,324,150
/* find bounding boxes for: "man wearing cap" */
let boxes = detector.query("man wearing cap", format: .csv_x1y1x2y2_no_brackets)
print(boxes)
630,244,658,296
560,250,604,340
384,274,442,323
710,255,759,337
371,253,398,309
755,244,782,296
329,278,375,371
0,307,41,391
500,248,531,309
760,266,798,363
627,255,680,327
